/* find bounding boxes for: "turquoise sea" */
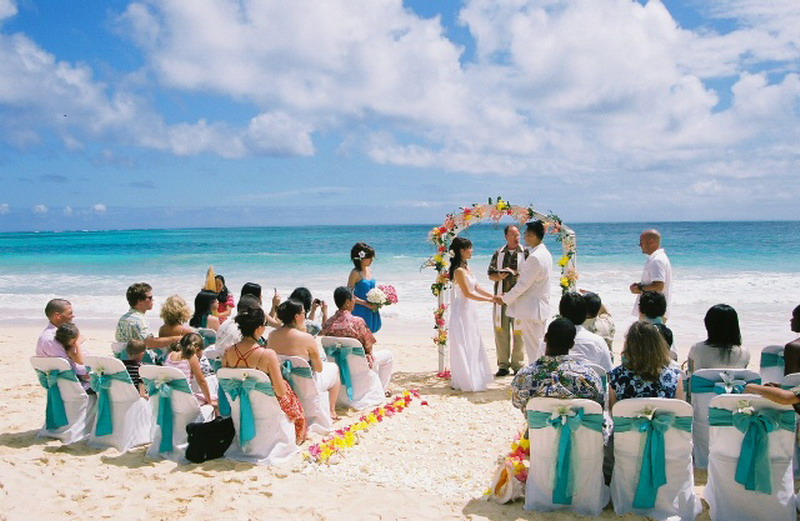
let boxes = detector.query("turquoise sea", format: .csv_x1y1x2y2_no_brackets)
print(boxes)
1,221,798,353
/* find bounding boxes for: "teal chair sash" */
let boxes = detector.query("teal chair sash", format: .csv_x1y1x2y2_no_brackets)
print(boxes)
708,407,796,494
89,370,134,436
614,412,693,509
143,377,192,453
760,352,785,369
281,359,314,392
691,374,760,395
207,359,231,416
528,407,604,505
324,344,366,401
219,377,276,447
35,368,79,430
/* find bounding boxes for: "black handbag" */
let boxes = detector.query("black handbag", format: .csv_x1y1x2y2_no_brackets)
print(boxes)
185,416,235,463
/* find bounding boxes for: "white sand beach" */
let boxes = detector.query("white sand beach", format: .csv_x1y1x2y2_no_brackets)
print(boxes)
0,314,753,521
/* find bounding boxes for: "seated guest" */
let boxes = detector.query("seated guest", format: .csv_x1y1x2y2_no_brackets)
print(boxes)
288,287,329,336
215,274,235,323
36,299,91,389
638,290,676,360
44,320,92,391
782,305,800,375
222,308,307,443
511,318,604,414
190,290,221,331
216,294,261,351
165,332,217,408
268,299,342,420
116,283,182,359
608,321,684,409
559,292,612,371
238,282,282,328
321,286,394,394
745,379,800,412
158,295,194,338
123,339,147,397
582,291,615,351
687,304,749,372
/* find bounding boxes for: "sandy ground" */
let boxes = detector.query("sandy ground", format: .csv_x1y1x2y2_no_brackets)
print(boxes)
0,316,756,521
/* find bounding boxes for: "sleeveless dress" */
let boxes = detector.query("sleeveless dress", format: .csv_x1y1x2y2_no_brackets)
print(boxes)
449,272,493,392
352,278,382,333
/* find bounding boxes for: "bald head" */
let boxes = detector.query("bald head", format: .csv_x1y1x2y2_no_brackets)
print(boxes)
639,229,662,254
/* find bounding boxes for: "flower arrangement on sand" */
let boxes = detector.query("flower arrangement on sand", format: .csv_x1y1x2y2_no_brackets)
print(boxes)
424,197,579,357
304,390,426,464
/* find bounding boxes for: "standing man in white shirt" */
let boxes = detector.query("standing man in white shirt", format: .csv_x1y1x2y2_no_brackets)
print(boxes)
496,220,553,364
629,229,672,317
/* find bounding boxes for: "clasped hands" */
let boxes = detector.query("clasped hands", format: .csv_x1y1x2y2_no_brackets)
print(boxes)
492,295,505,305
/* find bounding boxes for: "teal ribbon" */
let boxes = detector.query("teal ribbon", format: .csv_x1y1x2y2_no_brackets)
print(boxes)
143,377,192,453
691,375,760,395
614,412,693,508
205,359,230,416
760,352,785,368
89,371,134,436
219,377,276,447
324,344,366,401
708,407,796,494
35,369,79,430
527,408,604,505
280,359,314,392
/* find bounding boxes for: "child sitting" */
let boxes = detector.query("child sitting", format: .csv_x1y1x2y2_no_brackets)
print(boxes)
165,333,218,410
123,339,147,397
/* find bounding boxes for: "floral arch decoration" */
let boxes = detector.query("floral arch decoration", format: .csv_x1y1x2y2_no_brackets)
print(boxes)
424,197,578,373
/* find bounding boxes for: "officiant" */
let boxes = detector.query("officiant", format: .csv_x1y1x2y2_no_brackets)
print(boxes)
487,224,528,377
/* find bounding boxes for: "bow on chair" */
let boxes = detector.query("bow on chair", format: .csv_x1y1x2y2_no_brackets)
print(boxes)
280,359,314,392
143,378,192,453
219,377,275,447
324,344,366,401
89,371,133,436
35,369,79,430
709,405,796,494
691,373,758,395
527,406,604,505
760,350,785,368
613,409,693,509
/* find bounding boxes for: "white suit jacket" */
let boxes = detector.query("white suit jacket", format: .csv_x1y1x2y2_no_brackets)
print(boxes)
502,243,552,321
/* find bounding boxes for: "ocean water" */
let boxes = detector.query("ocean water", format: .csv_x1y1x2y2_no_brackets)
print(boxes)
1,221,798,355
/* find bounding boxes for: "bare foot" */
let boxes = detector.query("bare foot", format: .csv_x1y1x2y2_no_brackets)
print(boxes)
331,411,341,420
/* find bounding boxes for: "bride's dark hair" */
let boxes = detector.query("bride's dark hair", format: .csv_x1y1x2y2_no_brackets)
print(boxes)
448,236,473,281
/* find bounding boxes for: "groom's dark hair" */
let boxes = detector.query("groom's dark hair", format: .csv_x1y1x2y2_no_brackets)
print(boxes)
525,220,545,240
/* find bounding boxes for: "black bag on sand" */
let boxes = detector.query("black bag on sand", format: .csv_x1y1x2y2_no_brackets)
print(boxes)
185,416,235,463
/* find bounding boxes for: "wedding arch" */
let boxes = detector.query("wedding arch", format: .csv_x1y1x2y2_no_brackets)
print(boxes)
423,197,578,373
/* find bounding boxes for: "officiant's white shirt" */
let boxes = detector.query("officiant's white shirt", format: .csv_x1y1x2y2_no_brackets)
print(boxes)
632,248,672,316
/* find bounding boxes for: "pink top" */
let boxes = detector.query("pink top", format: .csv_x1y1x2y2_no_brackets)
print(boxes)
164,356,208,405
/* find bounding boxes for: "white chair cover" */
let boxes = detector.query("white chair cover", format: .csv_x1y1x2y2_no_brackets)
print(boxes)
110,341,127,357
705,394,796,521
689,368,761,469
277,355,332,435
84,355,151,452
611,398,701,520
139,365,213,461
780,372,800,477
319,336,384,410
30,356,96,444
760,345,786,384
524,398,609,516
217,368,298,465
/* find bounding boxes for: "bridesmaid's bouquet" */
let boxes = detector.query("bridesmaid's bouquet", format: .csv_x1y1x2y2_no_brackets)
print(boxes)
366,285,399,309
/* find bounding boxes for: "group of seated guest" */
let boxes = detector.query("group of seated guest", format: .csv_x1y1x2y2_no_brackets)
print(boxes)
35,301,91,391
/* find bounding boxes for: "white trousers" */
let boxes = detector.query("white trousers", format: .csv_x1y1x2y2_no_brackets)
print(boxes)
315,361,341,392
372,349,394,392
518,319,547,364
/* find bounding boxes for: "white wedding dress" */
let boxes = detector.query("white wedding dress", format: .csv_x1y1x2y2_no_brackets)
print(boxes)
450,271,493,392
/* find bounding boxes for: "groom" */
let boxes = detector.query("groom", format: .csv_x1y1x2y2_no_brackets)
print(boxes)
495,220,553,363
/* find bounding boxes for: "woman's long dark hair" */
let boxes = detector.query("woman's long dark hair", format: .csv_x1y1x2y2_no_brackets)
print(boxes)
350,242,375,270
704,304,742,358
190,290,218,328
215,274,230,304
448,236,472,281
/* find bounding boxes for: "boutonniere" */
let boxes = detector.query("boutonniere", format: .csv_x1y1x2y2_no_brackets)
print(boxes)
550,405,576,425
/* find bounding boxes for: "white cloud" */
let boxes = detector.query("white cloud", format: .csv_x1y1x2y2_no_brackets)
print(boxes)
0,0,16,22
33,204,47,214
91,203,107,214
0,203,9,214
63,206,73,216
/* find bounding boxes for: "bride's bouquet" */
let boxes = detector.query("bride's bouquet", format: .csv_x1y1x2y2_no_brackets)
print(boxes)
366,284,399,309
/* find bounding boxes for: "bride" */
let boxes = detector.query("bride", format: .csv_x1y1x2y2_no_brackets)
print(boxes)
448,236,495,392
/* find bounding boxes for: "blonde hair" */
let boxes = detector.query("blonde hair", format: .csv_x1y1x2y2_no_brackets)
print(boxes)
622,321,671,381
160,295,191,325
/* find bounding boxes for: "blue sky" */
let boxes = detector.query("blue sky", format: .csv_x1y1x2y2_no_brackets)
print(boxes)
0,0,798,231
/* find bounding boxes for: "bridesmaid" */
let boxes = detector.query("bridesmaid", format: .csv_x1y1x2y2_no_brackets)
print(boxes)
347,242,382,333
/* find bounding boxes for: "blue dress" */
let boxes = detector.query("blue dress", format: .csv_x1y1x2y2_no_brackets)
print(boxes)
352,278,382,333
